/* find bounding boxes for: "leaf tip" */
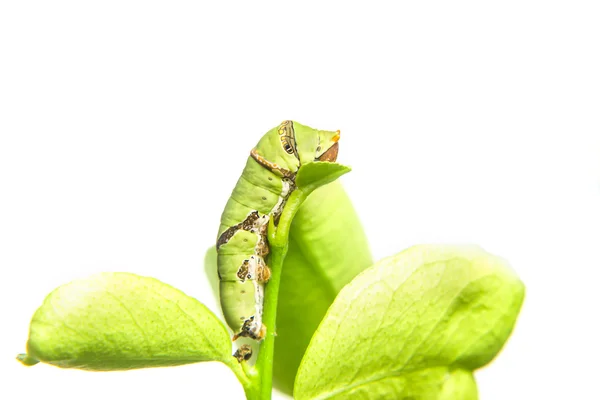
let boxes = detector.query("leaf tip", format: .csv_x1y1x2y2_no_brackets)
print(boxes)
17,353,39,367
296,161,352,192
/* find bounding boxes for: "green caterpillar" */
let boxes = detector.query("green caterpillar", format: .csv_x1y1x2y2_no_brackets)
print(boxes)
216,120,340,341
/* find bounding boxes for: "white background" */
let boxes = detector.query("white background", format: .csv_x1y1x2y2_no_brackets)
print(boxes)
1,2,599,399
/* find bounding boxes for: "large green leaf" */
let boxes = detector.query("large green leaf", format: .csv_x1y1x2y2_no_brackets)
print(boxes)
273,181,372,393
18,272,233,370
294,244,525,400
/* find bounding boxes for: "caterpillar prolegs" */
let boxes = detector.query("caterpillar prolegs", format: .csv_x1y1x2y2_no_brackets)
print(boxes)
216,121,340,342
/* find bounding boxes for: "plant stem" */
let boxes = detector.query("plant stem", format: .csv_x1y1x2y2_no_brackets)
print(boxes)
254,246,285,399
223,357,253,394
244,189,308,400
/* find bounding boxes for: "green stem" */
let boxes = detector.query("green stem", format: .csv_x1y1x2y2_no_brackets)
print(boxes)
244,189,309,400
223,357,253,394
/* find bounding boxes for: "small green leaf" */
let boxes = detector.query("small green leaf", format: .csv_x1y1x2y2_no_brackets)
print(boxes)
295,162,351,193
19,272,233,370
294,244,525,400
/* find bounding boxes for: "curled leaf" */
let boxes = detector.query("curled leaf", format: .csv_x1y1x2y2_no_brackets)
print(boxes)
295,162,351,193
273,181,372,393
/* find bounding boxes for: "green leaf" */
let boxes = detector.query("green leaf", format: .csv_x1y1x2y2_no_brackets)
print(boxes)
273,181,372,393
295,162,351,193
18,272,233,370
294,244,525,400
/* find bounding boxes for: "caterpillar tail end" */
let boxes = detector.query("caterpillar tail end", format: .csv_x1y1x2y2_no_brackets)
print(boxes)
233,345,253,363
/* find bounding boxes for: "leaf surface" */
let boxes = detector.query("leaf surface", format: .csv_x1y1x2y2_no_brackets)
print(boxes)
294,244,525,400
273,181,372,392
19,272,233,370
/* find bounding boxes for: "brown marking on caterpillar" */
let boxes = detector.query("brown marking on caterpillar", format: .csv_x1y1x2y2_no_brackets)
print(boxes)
253,256,271,282
233,345,253,363
316,141,339,162
256,239,269,257
241,211,262,230
255,221,270,257
236,257,270,283
250,148,296,179
236,260,250,281
257,263,271,282
216,211,268,250
216,225,238,250
232,316,267,341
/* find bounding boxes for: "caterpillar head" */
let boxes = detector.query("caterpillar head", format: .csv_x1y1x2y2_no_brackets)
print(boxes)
290,121,340,165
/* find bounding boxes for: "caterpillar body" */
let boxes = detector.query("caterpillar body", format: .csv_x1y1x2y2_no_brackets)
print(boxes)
216,121,340,341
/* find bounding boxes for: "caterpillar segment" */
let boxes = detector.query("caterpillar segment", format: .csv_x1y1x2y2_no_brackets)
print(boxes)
216,121,340,344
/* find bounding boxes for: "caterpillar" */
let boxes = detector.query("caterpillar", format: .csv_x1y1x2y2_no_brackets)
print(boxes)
216,120,340,342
